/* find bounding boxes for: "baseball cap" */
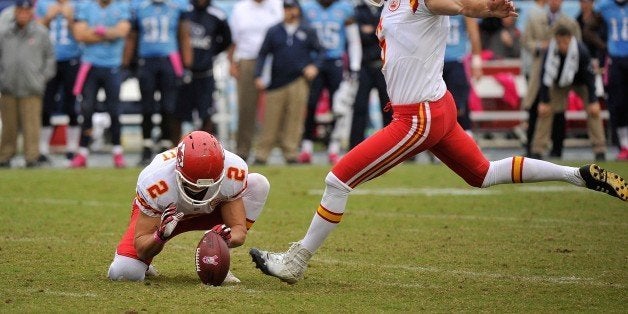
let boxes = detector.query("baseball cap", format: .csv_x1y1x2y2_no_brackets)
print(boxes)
15,0,34,8
283,0,299,7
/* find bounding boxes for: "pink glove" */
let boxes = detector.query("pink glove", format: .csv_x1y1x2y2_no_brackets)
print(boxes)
94,25,107,37
209,224,231,245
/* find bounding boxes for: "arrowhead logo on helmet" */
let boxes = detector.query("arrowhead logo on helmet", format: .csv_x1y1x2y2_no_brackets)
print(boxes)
175,131,226,206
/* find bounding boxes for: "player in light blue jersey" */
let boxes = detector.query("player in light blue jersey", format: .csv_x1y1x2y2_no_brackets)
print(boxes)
298,0,361,165
596,0,628,160
71,0,131,168
124,0,192,166
36,0,82,163
443,15,482,136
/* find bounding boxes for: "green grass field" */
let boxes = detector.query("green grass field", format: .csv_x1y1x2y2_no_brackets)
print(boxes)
0,162,626,312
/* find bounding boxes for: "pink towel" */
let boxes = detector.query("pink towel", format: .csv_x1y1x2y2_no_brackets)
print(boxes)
567,91,584,111
72,63,92,96
493,72,520,109
169,52,184,77
468,87,483,112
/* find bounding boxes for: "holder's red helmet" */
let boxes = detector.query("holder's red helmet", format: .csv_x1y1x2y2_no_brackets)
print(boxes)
175,131,225,206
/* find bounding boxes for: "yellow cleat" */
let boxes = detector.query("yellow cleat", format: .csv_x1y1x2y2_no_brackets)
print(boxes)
579,164,627,202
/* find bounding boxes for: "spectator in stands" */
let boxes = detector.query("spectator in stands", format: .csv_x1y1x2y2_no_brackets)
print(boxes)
228,0,283,162
252,0,322,165
0,0,55,168
124,0,192,166
297,0,361,165
70,0,131,168
487,15,521,59
349,3,390,150
530,26,606,161
522,0,581,158
444,15,482,139
36,0,82,163
596,0,628,161
173,0,231,142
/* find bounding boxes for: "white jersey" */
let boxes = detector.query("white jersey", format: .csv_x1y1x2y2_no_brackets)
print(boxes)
135,148,249,218
377,0,448,104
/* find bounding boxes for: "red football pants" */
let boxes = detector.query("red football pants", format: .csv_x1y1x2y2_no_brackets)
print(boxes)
332,91,490,188
115,203,224,263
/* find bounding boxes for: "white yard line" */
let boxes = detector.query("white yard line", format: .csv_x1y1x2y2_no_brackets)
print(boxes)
354,212,628,227
317,259,624,288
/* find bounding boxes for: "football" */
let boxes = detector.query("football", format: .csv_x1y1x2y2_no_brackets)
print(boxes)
195,231,230,286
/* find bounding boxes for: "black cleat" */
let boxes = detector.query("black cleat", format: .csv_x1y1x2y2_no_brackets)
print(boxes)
579,164,627,202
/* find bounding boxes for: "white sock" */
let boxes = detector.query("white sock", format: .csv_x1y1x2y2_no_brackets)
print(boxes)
481,157,584,188
66,126,80,153
328,140,340,155
300,172,352,253
301,140,313,154
617,127,628,149
40,126,53,155
112,145,124,155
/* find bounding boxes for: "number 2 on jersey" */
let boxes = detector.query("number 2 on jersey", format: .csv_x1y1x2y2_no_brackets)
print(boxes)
227,167,246,181
147,180,169,198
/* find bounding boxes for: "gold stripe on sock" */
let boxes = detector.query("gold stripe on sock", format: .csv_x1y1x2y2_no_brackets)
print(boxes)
316,205,343,224
511,156,524,183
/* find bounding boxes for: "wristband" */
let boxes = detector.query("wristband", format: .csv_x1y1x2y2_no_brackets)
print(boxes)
153,230,167,244
472,55,482,69
94,26,107,37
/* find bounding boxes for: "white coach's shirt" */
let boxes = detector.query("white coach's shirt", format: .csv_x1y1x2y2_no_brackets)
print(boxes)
377,0,449,104
134,148,248,217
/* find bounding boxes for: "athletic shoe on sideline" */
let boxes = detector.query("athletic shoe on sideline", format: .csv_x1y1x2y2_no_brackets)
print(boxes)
113,153,126,168
70,154,87,168
328,153,340,165
298,151,312,164
617,148,628,161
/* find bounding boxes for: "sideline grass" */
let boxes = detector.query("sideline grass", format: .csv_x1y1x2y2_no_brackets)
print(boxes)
0,162,626,312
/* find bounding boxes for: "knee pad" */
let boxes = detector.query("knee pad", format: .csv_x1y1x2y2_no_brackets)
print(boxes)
242,173,270,225
246,173,270,200
107,253,148,281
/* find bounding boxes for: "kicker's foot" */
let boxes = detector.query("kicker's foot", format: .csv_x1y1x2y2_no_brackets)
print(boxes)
579,164,627,201
249,243,312,284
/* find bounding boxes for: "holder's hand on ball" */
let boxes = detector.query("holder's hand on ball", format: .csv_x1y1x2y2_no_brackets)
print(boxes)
209,224,232,246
